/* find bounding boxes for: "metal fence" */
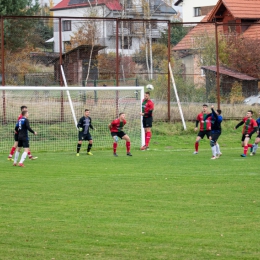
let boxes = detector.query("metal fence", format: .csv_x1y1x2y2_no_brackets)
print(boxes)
1,16,260,121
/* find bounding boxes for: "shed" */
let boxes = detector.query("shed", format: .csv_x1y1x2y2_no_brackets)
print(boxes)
201,65,259,98
52,45,106,85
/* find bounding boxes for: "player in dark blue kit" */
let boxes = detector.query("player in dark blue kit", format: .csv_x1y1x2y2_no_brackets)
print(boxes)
204,105,222,159
13,110,37,167
250,111,260,156
76,109,95,156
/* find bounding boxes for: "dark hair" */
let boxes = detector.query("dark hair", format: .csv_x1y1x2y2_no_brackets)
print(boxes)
119,112,125,116
217,109,222,115
21,106,27,111
85,109,89,112
145,92,150,95
248,110,253,114
202,104,208,107
21,110,28,116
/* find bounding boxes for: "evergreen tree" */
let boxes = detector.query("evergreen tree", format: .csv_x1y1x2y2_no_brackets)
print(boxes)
0,0,40,51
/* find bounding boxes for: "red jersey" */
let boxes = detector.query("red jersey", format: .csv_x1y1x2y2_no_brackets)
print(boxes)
142,99,154,118
197,113,211,131
18,114,23,121
242,117,257,134
110,118,126,133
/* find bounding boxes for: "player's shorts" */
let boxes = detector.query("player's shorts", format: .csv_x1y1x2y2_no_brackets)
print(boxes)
211,131,221,142
78,132,92,141
143,117,153,128
111,131,126,139
256,132,260,138
14,133,19,142
18,139,29,148
197,130,211,139
241,134,253,141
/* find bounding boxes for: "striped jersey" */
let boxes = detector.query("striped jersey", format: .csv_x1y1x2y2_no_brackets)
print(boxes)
197,113,211,131
242,117,257,135
110,118,126,132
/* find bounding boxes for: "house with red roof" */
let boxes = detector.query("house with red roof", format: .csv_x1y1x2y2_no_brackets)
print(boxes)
173,0,260,96
50,0,177,54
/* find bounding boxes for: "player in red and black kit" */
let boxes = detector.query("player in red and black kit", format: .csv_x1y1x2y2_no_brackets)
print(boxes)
109,113,132,157
13,110,37,167
193,104,211,154
7,106,37,161
234,110,257,157
140,92,154,150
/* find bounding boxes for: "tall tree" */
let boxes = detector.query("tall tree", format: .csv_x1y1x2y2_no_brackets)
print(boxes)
0,0,40,51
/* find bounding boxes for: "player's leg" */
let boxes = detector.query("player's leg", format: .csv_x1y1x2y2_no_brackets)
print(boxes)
241,135,250,157
251,136,260,155
87,138,93,155
28,149,38,160
194,134,202,154
122,134,132,156
76,132,83,156
8,135,18,160
210,133,217,159
13,145,22,166
112,133,118,156
18,141,29,167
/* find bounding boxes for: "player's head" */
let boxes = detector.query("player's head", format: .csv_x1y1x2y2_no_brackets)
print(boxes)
21,106,27,112
246,110,253,118
217,109,222,115
119,112,125,120
202,104,208,112
22,110,28,118
144,92,150,100
84,109,90,117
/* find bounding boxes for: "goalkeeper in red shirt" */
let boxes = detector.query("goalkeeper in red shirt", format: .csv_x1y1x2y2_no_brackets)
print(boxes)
109,113,132,157
234,110,257,157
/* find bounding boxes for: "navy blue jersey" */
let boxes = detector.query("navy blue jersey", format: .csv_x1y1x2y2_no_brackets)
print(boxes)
15,117,35,140
256,117,260,130
205,108,222,132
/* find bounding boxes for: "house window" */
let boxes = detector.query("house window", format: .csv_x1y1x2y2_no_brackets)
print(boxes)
62,20,71,31
121,37,132,49
194,7,201,17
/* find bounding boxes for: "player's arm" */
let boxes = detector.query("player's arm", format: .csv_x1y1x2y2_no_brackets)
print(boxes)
77,117,83,131
108,120,113,130
89,117,96,130
26,119,37,135
234,121,244,129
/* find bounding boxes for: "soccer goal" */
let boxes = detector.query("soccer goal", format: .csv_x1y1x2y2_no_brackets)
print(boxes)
0,86,144,153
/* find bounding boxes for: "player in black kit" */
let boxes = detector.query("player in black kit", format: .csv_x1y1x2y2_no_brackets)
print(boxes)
13,110,37,167
76,109,95,156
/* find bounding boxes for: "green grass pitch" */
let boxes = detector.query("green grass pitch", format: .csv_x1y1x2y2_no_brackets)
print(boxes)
1,130,260,259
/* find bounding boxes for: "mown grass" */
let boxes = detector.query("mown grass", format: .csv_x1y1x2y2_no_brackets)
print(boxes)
1,125,260,260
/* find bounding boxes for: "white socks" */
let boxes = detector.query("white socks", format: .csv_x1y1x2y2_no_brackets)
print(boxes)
19,152,28,164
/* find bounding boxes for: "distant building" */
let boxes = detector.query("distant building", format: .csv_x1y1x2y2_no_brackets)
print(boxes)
174,0,218,25
50,0,177,54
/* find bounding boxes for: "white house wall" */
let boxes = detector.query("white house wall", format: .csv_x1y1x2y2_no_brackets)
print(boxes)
181,0,218,23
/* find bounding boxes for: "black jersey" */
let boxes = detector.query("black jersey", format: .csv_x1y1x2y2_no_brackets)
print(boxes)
77,116,93,134
15,117,35,140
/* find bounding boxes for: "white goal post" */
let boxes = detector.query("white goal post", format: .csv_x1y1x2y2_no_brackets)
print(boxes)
0,86,144,153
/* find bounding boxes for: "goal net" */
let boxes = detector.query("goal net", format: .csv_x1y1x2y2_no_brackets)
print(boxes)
0,86,144,153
